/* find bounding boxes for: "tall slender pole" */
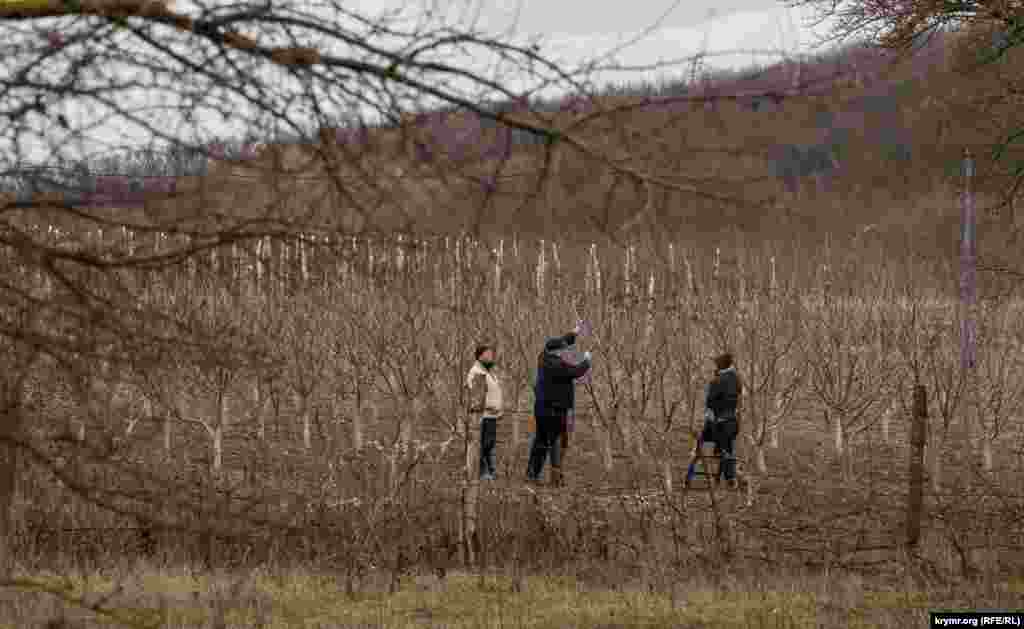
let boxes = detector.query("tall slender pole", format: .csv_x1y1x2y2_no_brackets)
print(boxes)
960,148,979,463
961,148,977,370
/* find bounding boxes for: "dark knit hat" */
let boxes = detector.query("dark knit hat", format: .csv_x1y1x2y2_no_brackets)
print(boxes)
545,336,568,351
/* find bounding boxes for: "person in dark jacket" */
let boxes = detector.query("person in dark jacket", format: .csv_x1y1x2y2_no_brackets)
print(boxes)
529,368,560,468
527,332,592,485
701,352,742,487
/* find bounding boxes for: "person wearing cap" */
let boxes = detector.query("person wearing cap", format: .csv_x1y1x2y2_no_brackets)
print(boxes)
465,344,503,480
528,330,592,485
702,352,743,488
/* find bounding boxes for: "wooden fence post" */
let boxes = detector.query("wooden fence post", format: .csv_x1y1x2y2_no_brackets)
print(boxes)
907,384,927,552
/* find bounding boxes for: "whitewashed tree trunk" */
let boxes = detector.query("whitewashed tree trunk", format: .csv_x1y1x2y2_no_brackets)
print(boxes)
217,388,231,474
661,459,673,494
832,415,844,457
353,401,370,451
255,382,266,441
388,448,400,496
124,397,148,436
300,238,309,283
403,398,418,451
211,424,223,474
982,437,993,472
881,406,891,445
600,423,614,472
163,414,172,454
755,444,768,474
683,252,694,296
297,393,312,452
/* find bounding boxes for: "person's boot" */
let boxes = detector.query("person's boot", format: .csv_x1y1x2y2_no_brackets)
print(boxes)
550,466,563,487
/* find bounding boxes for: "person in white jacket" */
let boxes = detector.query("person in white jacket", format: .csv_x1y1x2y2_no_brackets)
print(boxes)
466,344,503,480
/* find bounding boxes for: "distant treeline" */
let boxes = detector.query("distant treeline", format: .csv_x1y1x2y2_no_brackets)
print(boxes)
2,35,941,209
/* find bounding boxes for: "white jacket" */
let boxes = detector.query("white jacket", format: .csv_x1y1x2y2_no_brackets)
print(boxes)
465,361,503,418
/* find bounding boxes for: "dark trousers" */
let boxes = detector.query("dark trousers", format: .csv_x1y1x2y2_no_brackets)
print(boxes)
527,410,565,480
701,418,738,481
479,417,497,479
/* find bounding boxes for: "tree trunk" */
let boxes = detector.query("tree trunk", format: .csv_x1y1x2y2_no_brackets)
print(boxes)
929,441,942,494
907,385,927,551
0,441,16,577
353,401,370,451
211,390,229,475
832,414,844,457
125,393,145,437
388,450,399,496
769,424,779,449
0,400,20,577
661,459,673,494
212,424,223,474
982,437,993,472
254,381,266,442
402,398,418,453
600,423,614,472
881,407,891,445
461,415,480,566
511,388,521,446
619,418,632,454
755,443,768,474
464,416,478,478
163,413,173,454
297,393,312,452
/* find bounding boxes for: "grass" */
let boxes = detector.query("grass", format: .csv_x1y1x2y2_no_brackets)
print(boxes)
4,567,1023,628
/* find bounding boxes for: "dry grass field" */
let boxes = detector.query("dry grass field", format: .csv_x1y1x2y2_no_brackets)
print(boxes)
3,569,1023,628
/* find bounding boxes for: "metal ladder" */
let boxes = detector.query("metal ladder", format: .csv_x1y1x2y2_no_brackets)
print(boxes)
684,437,731,490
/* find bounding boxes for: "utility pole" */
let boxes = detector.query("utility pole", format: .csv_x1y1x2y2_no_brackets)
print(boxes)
960,148,979,464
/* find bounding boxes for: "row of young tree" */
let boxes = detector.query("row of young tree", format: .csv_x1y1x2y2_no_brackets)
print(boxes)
14,228,1022,481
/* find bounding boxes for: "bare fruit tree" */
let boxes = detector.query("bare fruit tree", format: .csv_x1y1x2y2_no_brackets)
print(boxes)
802,297,894,480
975,299,1024,472
735,293,805,475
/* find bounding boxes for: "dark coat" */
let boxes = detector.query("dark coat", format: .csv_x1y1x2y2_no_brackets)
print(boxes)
535,333,590,414
706,366,742,422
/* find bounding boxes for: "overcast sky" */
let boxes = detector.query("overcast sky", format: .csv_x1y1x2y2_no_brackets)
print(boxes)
348,0,839,82
7,0,842,165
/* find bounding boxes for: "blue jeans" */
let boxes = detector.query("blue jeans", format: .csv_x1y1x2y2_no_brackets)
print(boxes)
527,411,564,480
700,418,738,481
527,431,560,469
479,417,497,480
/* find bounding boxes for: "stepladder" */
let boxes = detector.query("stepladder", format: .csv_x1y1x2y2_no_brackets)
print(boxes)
685,436,723,490
683,434,754,506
